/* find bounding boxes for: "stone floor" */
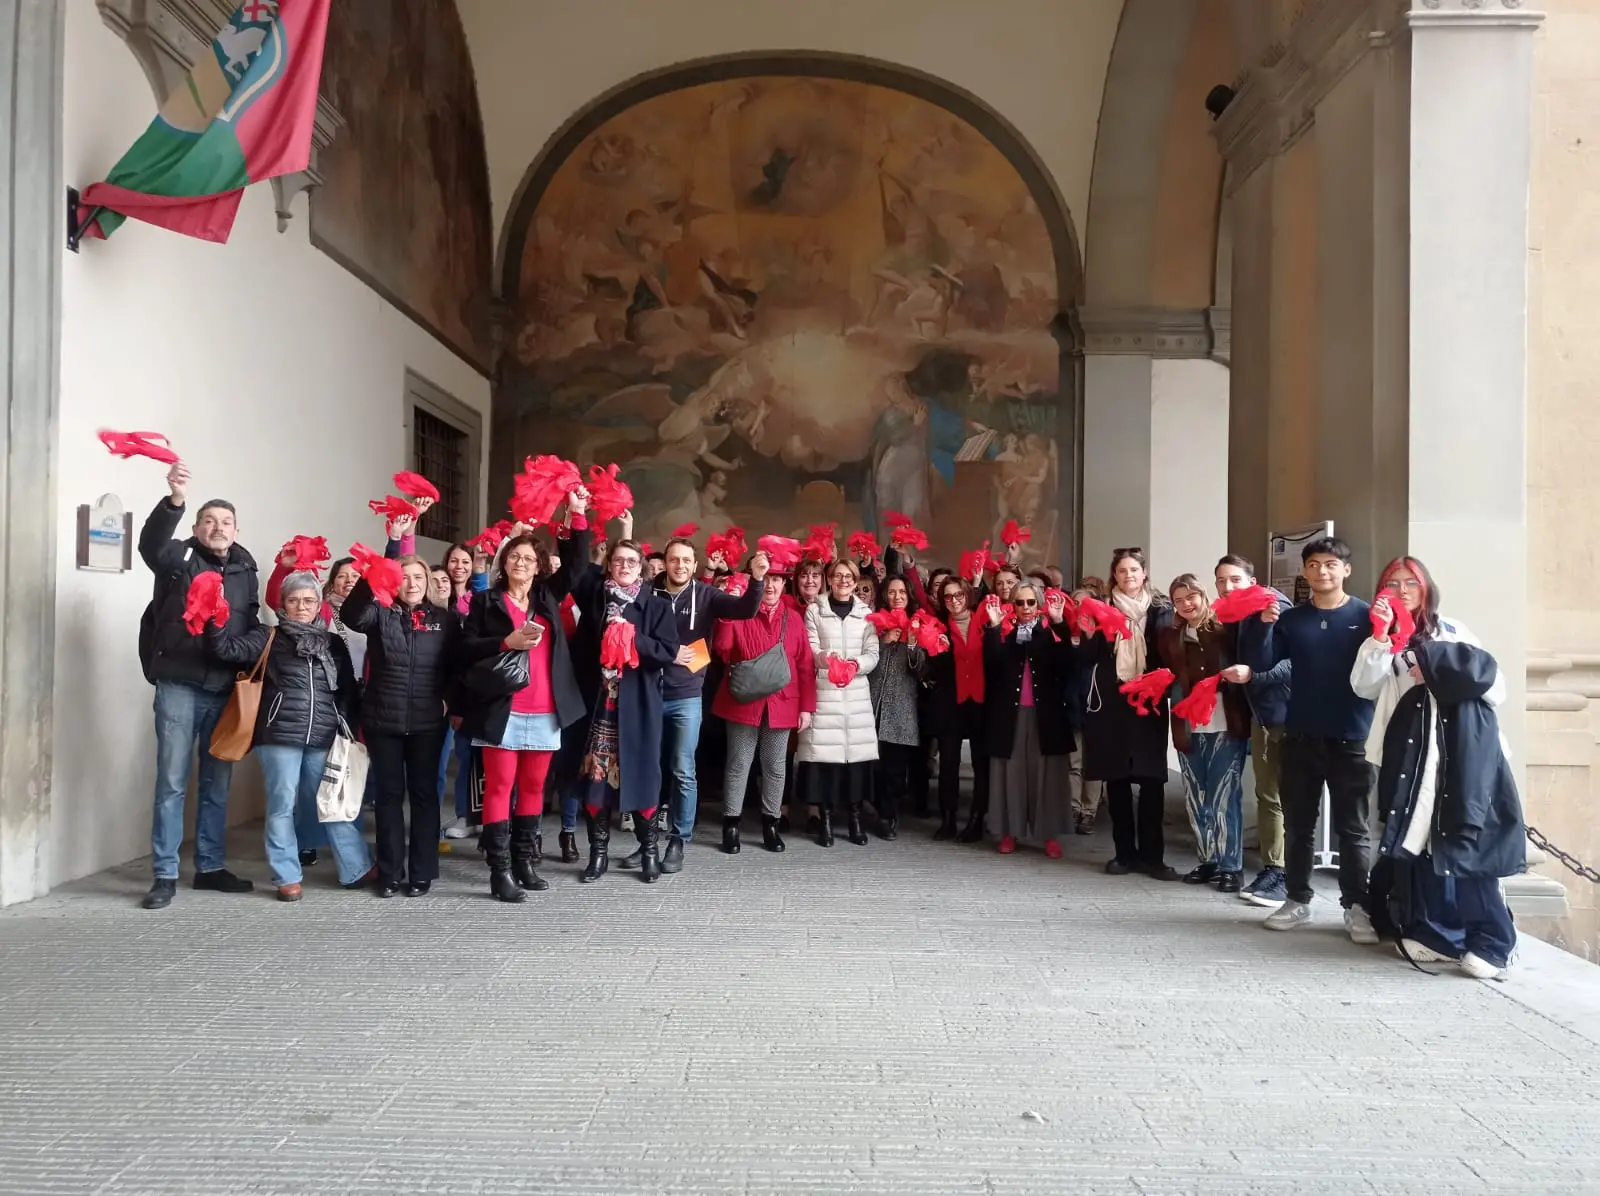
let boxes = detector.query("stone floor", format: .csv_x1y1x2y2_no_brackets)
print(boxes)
3,817,1600,1196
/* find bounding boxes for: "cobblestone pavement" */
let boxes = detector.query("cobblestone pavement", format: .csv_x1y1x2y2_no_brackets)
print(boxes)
3,818,1599,1196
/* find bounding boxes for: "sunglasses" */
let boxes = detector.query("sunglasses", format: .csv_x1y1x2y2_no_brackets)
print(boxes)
1013,598,1039,607
1112,547,1144,558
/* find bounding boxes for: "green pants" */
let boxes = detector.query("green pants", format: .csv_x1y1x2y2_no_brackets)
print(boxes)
1252,724,1285,868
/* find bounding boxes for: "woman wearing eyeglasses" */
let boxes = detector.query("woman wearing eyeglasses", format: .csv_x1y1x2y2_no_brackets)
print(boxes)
566,535,680,882
923,575,989,841
982,581,1077,856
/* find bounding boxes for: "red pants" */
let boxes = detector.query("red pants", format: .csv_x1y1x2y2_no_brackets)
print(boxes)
480,748,552,824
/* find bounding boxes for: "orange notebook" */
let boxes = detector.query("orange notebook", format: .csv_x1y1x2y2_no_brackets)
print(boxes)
682,637,711,674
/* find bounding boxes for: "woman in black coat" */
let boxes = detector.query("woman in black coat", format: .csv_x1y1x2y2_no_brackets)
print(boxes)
982,582,1078,857
567,537,679,883
457,520,588,902
1376,639,1523,979
340,557,461,897
1073,548,1176,879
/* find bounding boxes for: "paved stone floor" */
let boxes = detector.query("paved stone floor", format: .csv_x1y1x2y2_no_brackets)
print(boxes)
3,817,1600,1196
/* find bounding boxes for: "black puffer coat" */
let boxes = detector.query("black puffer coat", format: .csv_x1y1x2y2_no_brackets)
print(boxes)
206,620,357,750
982,620,1078,759
138,498,261,692
339,578,459,736
1377,639,1526,880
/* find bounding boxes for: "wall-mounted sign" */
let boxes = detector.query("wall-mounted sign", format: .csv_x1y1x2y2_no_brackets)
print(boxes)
1267,520,1334,606
77,494,133,573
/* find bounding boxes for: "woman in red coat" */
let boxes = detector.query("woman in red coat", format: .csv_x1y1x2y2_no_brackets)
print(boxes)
713,561,816,854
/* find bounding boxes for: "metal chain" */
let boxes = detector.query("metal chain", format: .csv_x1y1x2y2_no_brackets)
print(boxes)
1527,825,1600,885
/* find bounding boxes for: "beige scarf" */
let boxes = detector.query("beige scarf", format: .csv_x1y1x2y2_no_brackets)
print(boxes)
1111,589,1153,681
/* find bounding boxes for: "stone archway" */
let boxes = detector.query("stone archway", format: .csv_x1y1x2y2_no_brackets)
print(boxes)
491,52,1085,573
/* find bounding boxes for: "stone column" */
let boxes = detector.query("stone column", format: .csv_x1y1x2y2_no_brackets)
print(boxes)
0,0,65,906
1406,0,1543,757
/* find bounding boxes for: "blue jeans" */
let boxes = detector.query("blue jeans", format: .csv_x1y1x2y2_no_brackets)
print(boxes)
437,725,474,819
1406,865,1518,969
661,697,703,840
255,744,373,886
1178,732,1248,873
151,680,234,880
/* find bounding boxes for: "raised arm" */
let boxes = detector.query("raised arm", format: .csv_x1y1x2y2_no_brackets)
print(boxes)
138,497,186,574
338,577,381,633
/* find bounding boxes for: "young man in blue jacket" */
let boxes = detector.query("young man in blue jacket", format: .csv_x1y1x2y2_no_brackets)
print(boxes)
1241,537,1378,942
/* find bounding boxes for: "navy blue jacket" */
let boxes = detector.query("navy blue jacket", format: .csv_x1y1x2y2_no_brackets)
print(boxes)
1223,588,1292,729
654,577,761,701
1240,596,1374,741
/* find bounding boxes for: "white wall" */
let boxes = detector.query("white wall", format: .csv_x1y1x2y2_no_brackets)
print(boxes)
457,0,1124,242
52,4,490,887
1149,358,1229,589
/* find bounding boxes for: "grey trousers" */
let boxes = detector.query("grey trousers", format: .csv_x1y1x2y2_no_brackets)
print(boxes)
724,719,789,819
989,709,1071,842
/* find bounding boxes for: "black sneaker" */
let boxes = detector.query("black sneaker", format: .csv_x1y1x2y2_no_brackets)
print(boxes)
1216,870,1244,894
298,850,318,867
405,881,431,897
1183,863,1220,885
141,879,177,910
192,868,253,893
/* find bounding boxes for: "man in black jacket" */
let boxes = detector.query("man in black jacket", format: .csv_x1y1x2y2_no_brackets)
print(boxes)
136,461,260,909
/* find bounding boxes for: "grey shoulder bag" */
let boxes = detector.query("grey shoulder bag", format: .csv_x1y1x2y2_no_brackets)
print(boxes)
727,608,792,703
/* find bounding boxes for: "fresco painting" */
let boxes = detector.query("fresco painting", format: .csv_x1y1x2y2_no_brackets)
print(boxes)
504,77,1063,561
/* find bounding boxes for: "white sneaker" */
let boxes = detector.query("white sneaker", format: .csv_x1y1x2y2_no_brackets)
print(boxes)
1398,938,1458,964
1344,906,1379,945
1263,900,1312,931
441,817,471,840
1460,952,1508,981
620,812,635,831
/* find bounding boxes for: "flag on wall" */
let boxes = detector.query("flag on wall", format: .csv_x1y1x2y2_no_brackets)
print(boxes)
78,0,330,243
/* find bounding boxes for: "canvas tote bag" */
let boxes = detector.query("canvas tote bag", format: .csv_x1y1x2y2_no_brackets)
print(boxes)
209,628,274,762
316,713,369,823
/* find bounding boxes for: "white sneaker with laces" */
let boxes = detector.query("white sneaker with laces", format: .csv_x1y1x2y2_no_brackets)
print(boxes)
1460,952,1507,981
1344,906,1379,945
441,817,471,840
1263,899,1312,931
1398,938,1458,964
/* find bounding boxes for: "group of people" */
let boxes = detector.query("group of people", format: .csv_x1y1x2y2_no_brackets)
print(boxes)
135,460,1526,980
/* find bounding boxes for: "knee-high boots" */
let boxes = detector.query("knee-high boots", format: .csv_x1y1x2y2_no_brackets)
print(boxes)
581,808,610,883
483,821,524,903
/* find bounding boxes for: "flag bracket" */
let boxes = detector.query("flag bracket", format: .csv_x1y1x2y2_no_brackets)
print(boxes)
66,187,97,254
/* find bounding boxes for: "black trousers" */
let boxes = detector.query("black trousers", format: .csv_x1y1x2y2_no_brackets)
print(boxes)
875,742,919,821
1279,734,1373,907
937,700,989,818
1106,779,1165,867
368,727,446,884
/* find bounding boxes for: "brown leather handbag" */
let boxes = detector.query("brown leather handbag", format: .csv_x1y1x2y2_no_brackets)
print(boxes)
209,628,275,762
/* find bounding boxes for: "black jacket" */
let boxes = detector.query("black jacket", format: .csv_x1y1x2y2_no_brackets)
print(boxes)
1377,640,1526,880
339,578,459,737
138,498,260,692
981,620,1077,759
457,574,587,747
654,576,762,700
1072,600,1174,783
206,620,357,750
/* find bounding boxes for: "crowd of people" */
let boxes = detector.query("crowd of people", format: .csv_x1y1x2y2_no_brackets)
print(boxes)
134,460,1526,980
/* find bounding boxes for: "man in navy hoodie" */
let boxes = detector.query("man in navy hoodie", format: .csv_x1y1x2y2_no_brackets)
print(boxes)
618,535,765,874
1241,536,1378,942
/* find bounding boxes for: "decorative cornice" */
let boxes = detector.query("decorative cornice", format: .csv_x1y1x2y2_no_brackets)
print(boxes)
1075,307,1214,358
1408,0,1546,29
1526,654,1594,712
269,98,344,233
1206,307,1231,366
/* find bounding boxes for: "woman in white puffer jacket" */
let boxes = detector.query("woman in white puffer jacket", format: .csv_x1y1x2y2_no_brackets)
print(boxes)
797,558,881,848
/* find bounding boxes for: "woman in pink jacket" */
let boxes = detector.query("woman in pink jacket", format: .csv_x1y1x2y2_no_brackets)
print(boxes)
713,561,816,855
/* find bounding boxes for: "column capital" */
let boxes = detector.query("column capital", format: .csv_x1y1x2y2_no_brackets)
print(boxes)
1408,0,1545,28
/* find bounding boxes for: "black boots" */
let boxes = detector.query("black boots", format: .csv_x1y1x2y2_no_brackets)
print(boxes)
761,815,785,853
878,816,899,841
722,816,742,855
559,830,579,862
933,801,958,840
815,806,835,847
661,836,685,873
511,815,549,892
956,796,987,843
634,811,661,883
581,809,610,883
846,803,870,846
483,821,525,903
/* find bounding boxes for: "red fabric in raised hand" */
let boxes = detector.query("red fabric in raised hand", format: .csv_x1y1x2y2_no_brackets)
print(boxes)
882,510,913,529
826,656,859,687
718,572,750,597
512,455,583,527
1120,668,1175,716
909,611,950,655
1379,600,1416,654
637,541,653,555
600,619,639,670
1044,588,1077,625
866,608,910,636
585,463,634,523
99,428,181,465
467,520,514,555
960,541,992,581
182,571,227,635
890,524,929,552
847,531,882,563
757,534,803,571
392,471,439,502
999,519,1031,547
670,522,699,539
368,495,419,521
279,534,331,575
707,526,747,565
802,523,837,563
1077,596,1132,640
350,543,403,607
1212,585,1279,624
1171,674,1223,726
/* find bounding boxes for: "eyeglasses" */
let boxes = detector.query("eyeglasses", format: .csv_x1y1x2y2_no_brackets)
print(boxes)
612,556,641,569
941,591,967,604
505,554,539,567
1383,579,1423,591
1013,598,1038,607
284,595,319,607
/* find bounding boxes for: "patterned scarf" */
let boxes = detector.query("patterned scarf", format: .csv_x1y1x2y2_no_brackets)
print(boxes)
1111,589,1153,682
277,617,341,690
601,579,643,681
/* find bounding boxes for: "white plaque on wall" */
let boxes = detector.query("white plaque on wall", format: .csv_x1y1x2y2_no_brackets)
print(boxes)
77,494,133,573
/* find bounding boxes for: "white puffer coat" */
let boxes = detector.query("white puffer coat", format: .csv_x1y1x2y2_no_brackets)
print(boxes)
797,596,881,765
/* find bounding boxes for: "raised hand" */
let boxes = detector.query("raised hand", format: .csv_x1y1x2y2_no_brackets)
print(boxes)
985,594,1004,627
566,485,590,516
167,460,190,505
749,550,771,581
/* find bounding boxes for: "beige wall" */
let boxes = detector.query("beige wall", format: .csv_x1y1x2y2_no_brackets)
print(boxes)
458,0,1125,256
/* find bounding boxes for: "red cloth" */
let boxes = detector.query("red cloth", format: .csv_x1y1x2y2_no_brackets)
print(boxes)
1120,668,1175,716
719,572,751,597
960,542,992,582
757,534,803,570
802,523,837,563
882,510,913,529
586,463,634,523
1373,599,1416,654
1212,585,1279,624
847,531,882,563
947,616,985,703
98,429,179,465
890,525,929,552
600,619,639,670
706,527,747,565
866,608,910,636
392,471,439,502
182,572,229,635
367,495,418,521
502,597,555,715
468,520,514,555
825,656,859,687
712,601,817,728
512,455,582,527
480,747,552,823
279,534,330,575
1171,674,1223,726
350,543,403,607
999,519,1031,547
670,522,699,539
1078,596,1132,640
908,611,948,655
